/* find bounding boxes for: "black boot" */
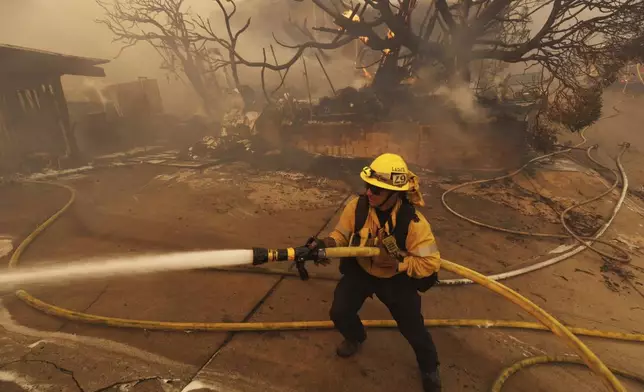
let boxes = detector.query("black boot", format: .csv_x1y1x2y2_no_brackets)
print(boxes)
336,339,361,358
421,366,442,392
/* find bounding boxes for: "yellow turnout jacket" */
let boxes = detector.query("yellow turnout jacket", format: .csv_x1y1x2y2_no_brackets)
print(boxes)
328,196,441,279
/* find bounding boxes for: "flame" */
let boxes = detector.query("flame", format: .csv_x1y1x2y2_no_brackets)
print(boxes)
381,30,394,53
341,10,368,43
342,10,360,22
362,68,373,80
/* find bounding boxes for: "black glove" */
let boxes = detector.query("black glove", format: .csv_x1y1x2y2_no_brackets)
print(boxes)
305,237,330,266
305,237,326,250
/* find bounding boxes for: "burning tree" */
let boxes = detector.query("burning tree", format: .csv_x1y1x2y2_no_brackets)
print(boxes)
96,0,644,130
222,1,644,97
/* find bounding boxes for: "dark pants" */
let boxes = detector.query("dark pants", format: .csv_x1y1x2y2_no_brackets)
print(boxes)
329,260,439,371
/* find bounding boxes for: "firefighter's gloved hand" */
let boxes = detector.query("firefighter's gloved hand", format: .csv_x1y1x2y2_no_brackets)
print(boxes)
372,230,398,269
305,237,331,266
305,237,326,250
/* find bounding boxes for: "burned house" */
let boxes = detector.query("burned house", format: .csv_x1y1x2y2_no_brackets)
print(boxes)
0,44,108,173
65,76,167,157
102,77,163,118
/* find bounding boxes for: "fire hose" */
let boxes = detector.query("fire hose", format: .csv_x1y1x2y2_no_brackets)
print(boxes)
491,356,644,392
10,241,644,391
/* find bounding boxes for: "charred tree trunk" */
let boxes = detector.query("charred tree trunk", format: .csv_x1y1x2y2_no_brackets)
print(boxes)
453,53,472,84
183,60,217,114
448,30,474,84
228,50,241,91
373,49,407,92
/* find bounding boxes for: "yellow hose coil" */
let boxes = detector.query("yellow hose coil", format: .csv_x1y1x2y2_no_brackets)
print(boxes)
439,259,625,391
10,181,644,391
9,181,76,269
492,356,644,392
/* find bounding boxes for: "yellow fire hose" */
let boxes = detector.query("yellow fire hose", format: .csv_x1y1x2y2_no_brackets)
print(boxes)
8,181,644,391
10,292,644,344
492,356,644,392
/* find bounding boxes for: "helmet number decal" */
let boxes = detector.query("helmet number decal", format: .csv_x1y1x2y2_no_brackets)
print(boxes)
391,173,407,186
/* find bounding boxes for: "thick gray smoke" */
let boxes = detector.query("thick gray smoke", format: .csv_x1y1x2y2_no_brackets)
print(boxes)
0,0,369,113
0,0,202,114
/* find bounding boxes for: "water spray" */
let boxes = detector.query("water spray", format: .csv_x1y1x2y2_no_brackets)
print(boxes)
0,247,378,289
0,250,249,289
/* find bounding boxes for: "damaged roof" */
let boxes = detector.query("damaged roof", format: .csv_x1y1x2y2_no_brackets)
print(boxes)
0,44,109,77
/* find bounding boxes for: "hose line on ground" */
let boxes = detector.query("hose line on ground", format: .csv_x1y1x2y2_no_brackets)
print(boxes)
558,144,631,263
439,149,630,285
9,182,642,391
439,129,632,285
12,292,644,343
491,356,644,392
441,136,630,263
439,258,628,392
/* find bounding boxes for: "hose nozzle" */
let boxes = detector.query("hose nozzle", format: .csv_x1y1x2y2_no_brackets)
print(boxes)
252,246,317,281
251,246,381,281
252,247,313,265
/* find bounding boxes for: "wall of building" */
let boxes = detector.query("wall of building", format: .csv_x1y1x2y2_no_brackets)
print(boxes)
102,78,164,118
0,75,69,173
282,119,529,171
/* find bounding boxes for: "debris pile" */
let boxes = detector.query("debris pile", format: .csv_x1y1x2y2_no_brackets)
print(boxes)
271,87,387,126
181,109,261,161
186,135,253,160
221,109,259,138
312,87,385,122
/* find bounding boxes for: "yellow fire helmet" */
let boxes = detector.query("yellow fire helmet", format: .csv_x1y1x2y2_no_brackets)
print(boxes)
361,153,411,191
360,153,425,206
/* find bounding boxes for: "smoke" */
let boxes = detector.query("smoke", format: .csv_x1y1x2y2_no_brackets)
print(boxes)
0,0,153,80
432,84,489,123
0,0,371,113
213,0,371,98
416,65,491,123
0,0,235,81
0,0,217,115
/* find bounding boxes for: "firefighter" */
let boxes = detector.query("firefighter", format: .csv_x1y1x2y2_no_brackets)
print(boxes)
307,153,442,392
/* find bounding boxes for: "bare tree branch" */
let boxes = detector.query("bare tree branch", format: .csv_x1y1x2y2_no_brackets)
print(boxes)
95,0,220,114
194,0,253,90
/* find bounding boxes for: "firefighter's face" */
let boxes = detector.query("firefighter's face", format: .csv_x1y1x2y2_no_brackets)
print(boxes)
366,184,393,207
